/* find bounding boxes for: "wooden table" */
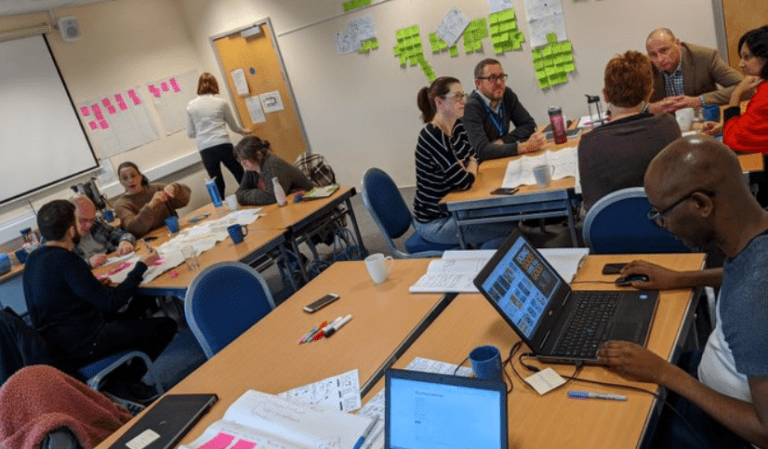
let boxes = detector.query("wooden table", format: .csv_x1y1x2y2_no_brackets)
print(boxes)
441,137,582,247
365,253,706,449
95,259,450,449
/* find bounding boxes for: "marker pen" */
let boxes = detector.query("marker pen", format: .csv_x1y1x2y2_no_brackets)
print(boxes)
314,317,343,341
325,314,352,338
567,390,627,401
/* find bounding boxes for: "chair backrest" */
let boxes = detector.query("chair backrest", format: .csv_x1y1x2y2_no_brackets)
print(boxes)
184,262,276,359
361,168,413,241
583,187,690,254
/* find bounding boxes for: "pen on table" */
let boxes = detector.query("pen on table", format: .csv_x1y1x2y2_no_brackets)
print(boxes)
353,415,380,449
324,314,353,338
567,390,627,401
314,317,343,341
298,326,318,345
303,320,328,344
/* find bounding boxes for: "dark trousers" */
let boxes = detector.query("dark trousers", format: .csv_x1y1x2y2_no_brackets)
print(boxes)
200,143,244,197
651,350,751,449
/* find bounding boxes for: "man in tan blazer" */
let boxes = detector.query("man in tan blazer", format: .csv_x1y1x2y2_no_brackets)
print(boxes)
645,28,745,114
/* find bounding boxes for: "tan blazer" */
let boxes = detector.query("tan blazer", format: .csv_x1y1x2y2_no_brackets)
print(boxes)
650,42,744,105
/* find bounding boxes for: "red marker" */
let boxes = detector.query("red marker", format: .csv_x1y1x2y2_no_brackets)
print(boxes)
314,317,343,341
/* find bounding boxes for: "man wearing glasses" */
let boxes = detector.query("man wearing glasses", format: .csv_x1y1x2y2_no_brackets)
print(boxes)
464,58,546,161
598,135,768,449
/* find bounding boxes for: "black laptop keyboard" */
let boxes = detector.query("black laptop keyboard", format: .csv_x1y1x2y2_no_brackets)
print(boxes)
552,291,620,358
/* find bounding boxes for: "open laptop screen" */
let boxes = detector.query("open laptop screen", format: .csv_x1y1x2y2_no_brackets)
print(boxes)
477,234,562,339
386,369,506,449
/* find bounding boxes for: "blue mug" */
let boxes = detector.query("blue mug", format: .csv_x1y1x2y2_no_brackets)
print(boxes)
14,248,29,264
0,254,11,275
103,209,115,222
227,224,249,244
165,216,179,234
703,105,721,123
469,345,502,380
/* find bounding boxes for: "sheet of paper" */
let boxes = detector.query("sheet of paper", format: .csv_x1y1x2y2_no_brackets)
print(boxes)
524,0,567,47
146,70,198,136
335,27,362,55
348,14,376,41
259,91,284,113
436,7,470,47
230,68,249,96
488,0,514,14
245,95,266,124
501,146,578,188
279,369,362,412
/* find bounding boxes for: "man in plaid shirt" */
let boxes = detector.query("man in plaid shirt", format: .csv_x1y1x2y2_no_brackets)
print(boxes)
72,195,135,268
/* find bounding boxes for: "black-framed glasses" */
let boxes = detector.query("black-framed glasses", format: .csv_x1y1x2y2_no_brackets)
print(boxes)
647,190,715,227
477,74,508,83
441,92,469,102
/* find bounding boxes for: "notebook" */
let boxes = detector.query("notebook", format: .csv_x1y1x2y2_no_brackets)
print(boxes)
385,368,507,449
109,393,218,449
303,184,339,200
472,230,659,364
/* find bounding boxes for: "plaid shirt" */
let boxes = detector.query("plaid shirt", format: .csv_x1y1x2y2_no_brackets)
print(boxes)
663,61,685,97
294,153,336,187
74,218,136,262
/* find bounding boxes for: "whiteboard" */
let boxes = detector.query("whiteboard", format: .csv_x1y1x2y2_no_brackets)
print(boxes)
0,34,98,205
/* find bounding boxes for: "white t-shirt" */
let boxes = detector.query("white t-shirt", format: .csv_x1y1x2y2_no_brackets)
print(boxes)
185,94,246,151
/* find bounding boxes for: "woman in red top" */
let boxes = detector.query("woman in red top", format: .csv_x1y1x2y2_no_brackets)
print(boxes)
704,25,768,152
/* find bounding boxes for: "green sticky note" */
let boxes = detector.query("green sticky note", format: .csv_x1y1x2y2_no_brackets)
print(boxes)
538,79,550,89
490,15,499,24
546,32,558,44
399,55,407,66
542,46,553,57
562,41,572,52
449,45,459,57
564,62,576,72
371,39,379,49
511,40,521,50
545,66,556,76
533,59,545,70
531,49,543,59
535,69,547,80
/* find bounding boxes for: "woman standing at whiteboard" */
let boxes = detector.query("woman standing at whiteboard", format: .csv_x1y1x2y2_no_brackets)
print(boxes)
186,72,250,198
412,76,510,248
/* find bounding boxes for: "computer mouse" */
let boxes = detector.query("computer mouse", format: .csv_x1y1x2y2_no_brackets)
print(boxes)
615,274,650,286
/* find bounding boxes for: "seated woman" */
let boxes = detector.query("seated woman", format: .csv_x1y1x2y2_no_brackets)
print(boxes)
234,136,314,206
412,76,510,247
114,162,191,238
578,50,682,211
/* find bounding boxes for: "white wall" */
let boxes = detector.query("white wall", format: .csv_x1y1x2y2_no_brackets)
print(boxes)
178,0,719,187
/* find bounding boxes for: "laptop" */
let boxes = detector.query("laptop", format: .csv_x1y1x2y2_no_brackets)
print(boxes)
385,368,507,449
109,393,218,449
472,230,658,364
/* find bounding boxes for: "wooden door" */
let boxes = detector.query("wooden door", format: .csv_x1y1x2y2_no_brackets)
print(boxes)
721,0,768,67
212,20,309,163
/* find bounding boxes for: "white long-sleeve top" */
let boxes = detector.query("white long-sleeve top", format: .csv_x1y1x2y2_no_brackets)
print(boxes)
186,94,247,151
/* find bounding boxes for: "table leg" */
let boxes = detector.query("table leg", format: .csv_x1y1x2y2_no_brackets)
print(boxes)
454,214,468,249
344,198,368,258
565,199,580,247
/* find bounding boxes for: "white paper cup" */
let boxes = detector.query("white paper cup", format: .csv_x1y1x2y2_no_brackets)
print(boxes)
225,194,238,211
364,253,394,285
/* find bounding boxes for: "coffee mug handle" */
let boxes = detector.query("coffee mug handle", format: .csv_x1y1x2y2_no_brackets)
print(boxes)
549,164,555,176
241,225,249,237
385,255,394,273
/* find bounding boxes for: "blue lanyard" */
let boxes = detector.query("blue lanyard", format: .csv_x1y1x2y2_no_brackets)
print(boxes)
484,102,505,137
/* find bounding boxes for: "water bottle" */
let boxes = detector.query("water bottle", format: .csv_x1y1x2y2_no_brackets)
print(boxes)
272,177,287,207
205,178,222,207
548,106,567,144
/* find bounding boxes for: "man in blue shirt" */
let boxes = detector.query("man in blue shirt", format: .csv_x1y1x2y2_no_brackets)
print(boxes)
598,135,768,449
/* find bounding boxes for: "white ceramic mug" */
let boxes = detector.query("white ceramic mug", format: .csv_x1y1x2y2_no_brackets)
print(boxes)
532,164,555,188
365,253,394,285
225,194,238,211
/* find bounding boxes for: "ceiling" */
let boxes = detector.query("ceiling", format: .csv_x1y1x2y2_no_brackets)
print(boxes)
0,0,109,16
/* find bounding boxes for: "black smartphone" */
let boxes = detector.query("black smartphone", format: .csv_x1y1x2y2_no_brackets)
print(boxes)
143,236,158,242
302,293,340,313
490,187,520,195
602,263,627,275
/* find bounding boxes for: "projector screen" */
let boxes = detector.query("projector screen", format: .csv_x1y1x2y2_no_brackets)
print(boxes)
0,34,98,205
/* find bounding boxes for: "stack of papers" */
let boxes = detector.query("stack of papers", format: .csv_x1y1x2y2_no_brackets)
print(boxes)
501,146,578,189
409,248,589,293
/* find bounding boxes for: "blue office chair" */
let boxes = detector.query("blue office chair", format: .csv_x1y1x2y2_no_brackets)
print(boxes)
184,262,276,359
361,168,457,258
78,350,164,396
582,187,690,254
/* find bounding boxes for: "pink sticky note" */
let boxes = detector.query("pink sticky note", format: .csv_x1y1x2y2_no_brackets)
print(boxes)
130,95,141,106
88,121,98,130
152,91,161,98
101,98,111,107
115,93,124,103
198,433,236,449
148,84,157,93
170,78,180,92
118,103,128,111
230,440,257,449
128,88,136,97
92,104,102,113
80,106,90,117
161,82,169,92
107,106,117,115
99,120,109,130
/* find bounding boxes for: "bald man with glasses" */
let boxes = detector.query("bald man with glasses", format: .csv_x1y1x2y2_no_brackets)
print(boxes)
464,58,545,162
598,135,768,449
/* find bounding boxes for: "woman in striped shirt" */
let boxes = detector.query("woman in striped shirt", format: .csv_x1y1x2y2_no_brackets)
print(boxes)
412,77,512,247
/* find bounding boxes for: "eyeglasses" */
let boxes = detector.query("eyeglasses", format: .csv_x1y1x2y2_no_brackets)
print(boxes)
477,74,508,83
442,92,468,102
647,189,715,227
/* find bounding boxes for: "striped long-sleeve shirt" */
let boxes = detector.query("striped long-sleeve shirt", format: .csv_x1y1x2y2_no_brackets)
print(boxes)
413,120,476,223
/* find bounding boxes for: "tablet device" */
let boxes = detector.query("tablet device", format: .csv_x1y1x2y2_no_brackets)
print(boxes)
109,393,218,449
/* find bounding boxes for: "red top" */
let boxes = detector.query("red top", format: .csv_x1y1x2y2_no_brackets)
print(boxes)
724,81,768,153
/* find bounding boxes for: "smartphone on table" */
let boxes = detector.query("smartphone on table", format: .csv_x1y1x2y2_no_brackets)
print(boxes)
303,293,340,313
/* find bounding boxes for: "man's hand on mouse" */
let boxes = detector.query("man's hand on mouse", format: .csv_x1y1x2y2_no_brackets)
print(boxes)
618,260,682,290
